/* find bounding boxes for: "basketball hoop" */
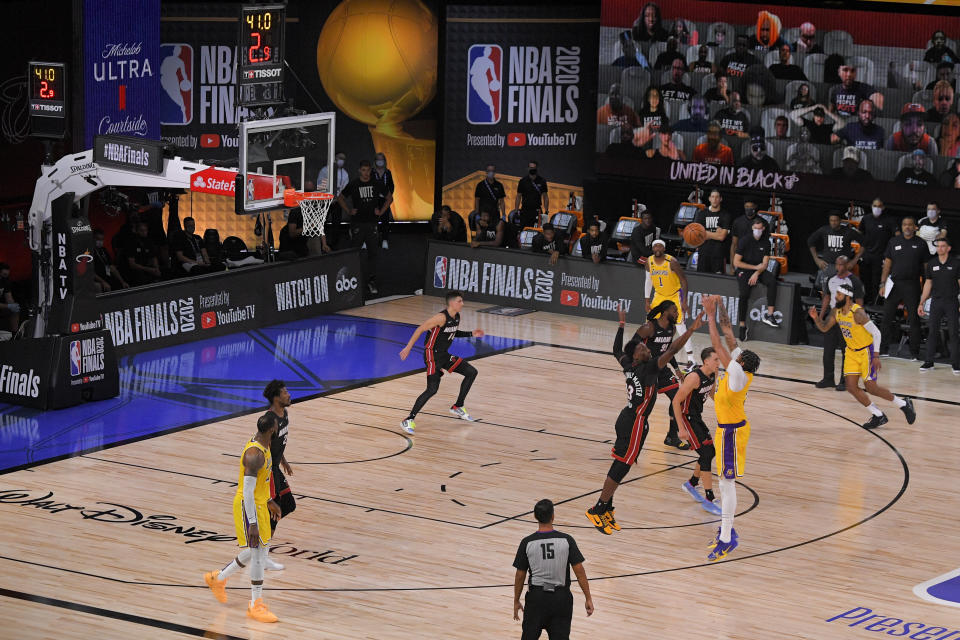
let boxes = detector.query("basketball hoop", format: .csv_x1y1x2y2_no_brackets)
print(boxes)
284,189,334,237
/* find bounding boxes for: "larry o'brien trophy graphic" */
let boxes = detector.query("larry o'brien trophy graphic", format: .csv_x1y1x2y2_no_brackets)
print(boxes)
316,0,438,219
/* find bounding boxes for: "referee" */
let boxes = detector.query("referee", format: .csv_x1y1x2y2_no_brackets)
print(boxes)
918,237,960,374
513,499,594,639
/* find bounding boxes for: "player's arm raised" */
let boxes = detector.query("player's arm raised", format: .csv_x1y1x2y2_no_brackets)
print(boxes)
808,305,837,333
702,295,731,367
242,448,265,548
657,312,704,370
399,313,446,360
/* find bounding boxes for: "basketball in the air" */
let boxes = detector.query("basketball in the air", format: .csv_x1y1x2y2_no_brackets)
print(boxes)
316,0,438,126
683,222,707,247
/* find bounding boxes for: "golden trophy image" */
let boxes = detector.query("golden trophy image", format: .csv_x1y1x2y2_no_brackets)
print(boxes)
316,0,438,220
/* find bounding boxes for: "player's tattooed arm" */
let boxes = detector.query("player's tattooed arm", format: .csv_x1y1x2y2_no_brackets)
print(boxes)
852,306,870,325
807,306,836,332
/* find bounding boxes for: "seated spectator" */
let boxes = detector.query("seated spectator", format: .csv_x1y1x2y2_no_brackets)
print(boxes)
719,35,756,79
741,64,779,106
738,127,780,172
172,216,221,274
92,228,128,292
926,80,955,124
431,205,467,242
939,112,960,157
121,221,162,287
612,31,650,69
633,86,669,147
790,82,814,110
926,62,957,91
606,125,643,158
632,2,668,43
829,59,884,118
0,263,20,333
790,104,837,145
673,96,710,133
706,24,729,48
771,115,791,140
924,30,959,65
769,44,806,81
579,220,609,263
693,121,734,165
895,149,936,186
629,211,661,263
752,10,786,53
531,223,566,265
714,91,750,138
689,46,715,74
786,127,824,174
793,22,823,54
828,146,873,182
831,99,885,149
703,73,731,105
471,210,507,248
654,37,685,71
645,124,685,160
660,58,697,103
669,17,698,46
940,158,960,188
886,103,939,154
277,220,310,260
597,83,640,128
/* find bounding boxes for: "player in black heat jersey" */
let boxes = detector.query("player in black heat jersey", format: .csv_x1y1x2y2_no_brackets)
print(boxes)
585,305,704,535
399,290,485,434
672,348,722,515
633,300,692,450
263,379,296,571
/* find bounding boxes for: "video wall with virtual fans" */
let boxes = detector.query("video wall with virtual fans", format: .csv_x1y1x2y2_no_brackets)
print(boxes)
596,0,960,198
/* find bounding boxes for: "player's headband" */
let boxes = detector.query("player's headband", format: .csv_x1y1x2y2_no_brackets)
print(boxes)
652,239,666,247
837,286,854,297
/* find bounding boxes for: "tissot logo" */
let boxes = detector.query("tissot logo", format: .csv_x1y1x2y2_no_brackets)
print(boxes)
560,290,579,306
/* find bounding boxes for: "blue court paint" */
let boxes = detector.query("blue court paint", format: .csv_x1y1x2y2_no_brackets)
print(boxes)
0,314,529,472
915,568,960,609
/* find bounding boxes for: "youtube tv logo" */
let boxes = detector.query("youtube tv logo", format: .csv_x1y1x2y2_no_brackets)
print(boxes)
507,132,526,147
560,290,579,306
200,134,220,148
201,311,217,329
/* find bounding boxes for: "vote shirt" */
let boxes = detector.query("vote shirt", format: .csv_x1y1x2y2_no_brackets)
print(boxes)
719,50,756,78
807,224,863,262
884,235,928,281
693,207,732,260
836,121,885,150
659,82,697,103
926,255,960,299
829,82,875,118
714,107,749,136
342,178,387,223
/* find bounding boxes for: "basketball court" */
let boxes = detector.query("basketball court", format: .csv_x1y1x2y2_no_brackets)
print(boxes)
2,296,959,639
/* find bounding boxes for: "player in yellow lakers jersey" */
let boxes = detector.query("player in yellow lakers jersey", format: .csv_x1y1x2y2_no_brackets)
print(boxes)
809,285,916,429
702,295,761,562
203,412,283,623
646,239,695,368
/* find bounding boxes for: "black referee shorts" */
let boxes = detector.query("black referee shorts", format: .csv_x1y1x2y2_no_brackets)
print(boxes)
522,587,573,640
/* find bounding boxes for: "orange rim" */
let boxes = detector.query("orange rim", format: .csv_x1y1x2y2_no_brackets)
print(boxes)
283,188,334,208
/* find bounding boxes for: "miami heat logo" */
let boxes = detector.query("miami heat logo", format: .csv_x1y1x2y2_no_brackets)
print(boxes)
76,250,94,276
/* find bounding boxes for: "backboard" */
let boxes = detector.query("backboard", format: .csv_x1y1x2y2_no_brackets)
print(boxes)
237,112,336,214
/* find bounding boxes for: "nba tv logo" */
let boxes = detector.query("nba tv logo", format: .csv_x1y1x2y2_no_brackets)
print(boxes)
467,45,502,124
69,340,82,376
434,257,448,288
159,44,193,125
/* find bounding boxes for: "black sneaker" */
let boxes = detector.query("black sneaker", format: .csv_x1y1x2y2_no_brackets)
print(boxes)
900,398,916,425
862,414,889,429
919,362,934,372
835,381,847,392
814,378,834,389
739,325,747,341
761,312,781,328
663,436,691,450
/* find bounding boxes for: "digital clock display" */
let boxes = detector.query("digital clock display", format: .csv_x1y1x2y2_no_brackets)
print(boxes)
29,62,66,111
239,5,285,73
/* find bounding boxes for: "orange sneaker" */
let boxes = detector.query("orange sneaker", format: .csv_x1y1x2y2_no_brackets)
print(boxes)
247,598,279,623
203,571,227,603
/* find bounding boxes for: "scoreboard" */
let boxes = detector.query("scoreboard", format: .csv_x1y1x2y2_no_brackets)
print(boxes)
29,61,67,139
237,4,286,107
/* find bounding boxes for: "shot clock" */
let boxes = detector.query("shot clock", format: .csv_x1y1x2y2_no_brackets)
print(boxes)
29,61,67,138
237,3,286,107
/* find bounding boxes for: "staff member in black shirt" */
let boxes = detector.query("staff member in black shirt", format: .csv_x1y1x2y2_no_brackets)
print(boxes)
515,160,549,230
172,217,219,275
859,198,898,303
122,221,162,287
693,189,731,274
579,220,608,263
807,213,864,291
629,211,661,264
474,164,507,223
919,237,960,374
338,160,393,296
93,228,128,292
734,218,782,339
513,499,593,640
878,217,927,358
432,206,467,242
729,201,769,276
531,223,567,265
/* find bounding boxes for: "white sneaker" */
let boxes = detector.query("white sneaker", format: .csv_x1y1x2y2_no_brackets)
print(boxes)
401,418,416,434
265,556,285,571
449,406,476,421
381,239,389,249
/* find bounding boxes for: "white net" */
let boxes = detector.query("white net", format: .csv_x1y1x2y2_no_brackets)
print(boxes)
285,190,333,237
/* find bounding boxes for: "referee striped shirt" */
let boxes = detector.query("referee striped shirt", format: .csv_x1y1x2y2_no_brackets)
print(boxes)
513,530,584,588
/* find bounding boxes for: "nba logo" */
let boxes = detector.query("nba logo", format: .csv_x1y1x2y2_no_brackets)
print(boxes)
159,44,193,125
434,256,448,288
69,340,81,376
467,44,502,124
915,568,960,608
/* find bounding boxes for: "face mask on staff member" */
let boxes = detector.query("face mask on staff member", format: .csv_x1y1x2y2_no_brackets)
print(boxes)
752,228,763,239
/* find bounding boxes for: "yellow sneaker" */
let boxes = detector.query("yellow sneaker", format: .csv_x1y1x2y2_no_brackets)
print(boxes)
247,598,279,623
603,508,621,532
585,508,612,535
203,571,227,603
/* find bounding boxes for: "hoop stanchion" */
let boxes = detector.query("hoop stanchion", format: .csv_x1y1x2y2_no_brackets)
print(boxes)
284,189,334,237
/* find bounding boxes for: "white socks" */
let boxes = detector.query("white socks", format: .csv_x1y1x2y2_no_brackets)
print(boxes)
250,546,266,605
219,547,252,579
867,403,883,417
718,476,737,543
893,396,907,408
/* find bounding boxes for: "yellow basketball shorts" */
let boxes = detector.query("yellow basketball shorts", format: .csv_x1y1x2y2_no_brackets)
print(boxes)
651,292,683,324
233,494,272,547
843,345,878,382
715,421,750,479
